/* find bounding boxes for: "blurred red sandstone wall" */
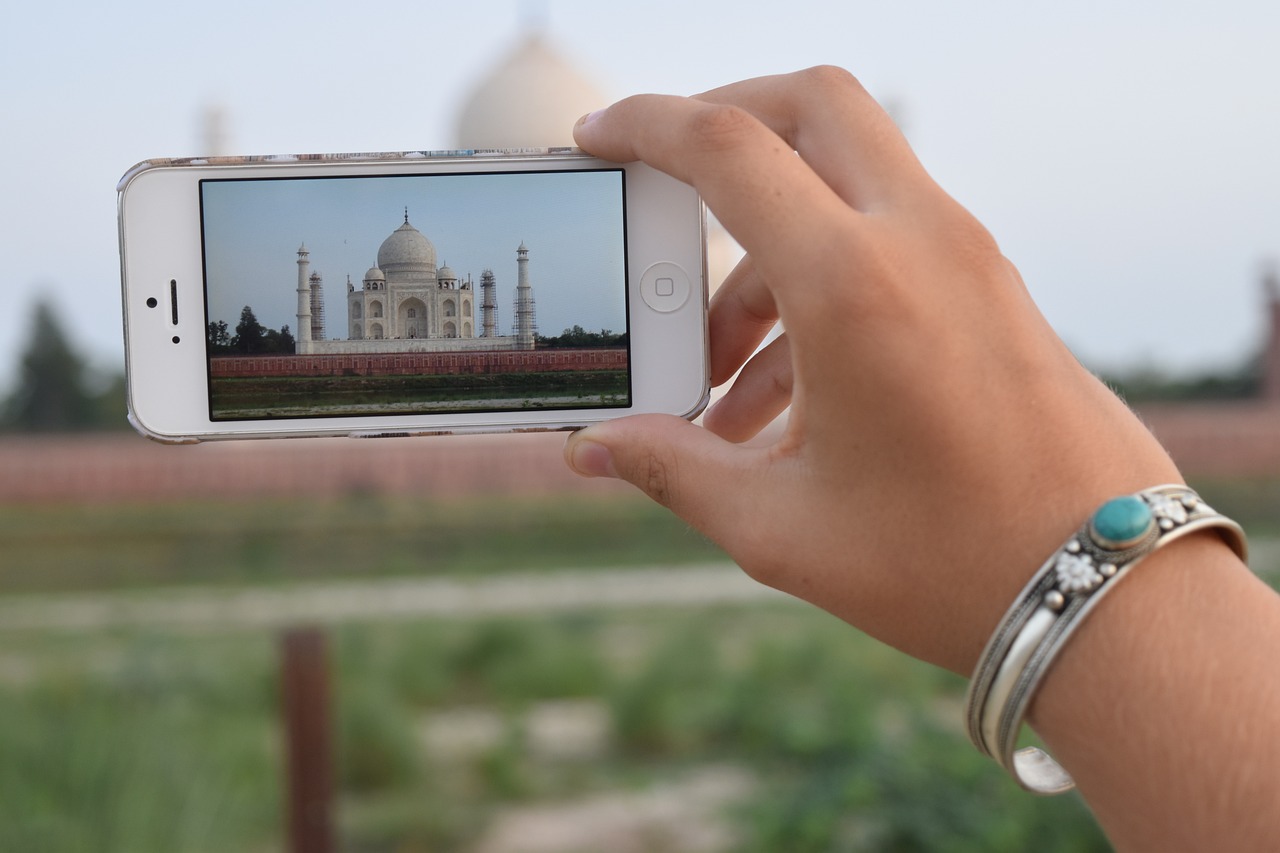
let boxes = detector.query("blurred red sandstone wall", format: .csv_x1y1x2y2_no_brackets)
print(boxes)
1,405,1278,504
0,431,632,504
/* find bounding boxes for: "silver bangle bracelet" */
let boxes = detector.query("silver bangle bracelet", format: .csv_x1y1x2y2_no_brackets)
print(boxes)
963,484,1248,795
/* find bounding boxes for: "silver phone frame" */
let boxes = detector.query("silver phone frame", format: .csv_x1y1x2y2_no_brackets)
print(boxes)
118,148,709,443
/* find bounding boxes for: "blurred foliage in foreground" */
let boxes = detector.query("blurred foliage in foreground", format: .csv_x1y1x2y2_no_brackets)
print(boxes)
0,606,1110,853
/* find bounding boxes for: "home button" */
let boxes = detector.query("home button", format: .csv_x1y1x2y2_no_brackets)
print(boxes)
639,262,691,313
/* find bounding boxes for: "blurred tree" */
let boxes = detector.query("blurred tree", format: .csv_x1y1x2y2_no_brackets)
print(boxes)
1100,359,1261,403
1,300,98,432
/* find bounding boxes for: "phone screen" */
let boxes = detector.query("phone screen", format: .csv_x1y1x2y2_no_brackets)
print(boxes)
198,169,630,422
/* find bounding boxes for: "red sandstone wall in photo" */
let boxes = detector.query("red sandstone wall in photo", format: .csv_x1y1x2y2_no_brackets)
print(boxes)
211,349,628,379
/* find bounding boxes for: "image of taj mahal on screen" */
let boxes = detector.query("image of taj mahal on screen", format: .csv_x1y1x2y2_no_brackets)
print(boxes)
200,170,631,421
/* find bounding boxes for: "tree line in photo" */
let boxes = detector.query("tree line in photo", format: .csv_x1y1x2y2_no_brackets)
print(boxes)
207,307,295,356
206,306,628,356
536,325,627,349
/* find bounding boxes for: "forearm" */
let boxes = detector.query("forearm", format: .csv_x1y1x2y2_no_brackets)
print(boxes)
1028,532,1280,851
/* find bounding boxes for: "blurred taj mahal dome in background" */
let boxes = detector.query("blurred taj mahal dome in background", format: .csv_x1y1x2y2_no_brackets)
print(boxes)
454,31,608,150
450,30,740,288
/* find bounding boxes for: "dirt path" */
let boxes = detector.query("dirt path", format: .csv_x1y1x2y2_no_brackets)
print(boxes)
3,540,1273,633
0,563,791,632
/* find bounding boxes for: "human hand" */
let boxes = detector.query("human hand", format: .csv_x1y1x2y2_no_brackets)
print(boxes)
564,67,1181,674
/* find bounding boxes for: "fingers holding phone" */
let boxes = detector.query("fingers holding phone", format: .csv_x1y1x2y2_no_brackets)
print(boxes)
567,67,1182,674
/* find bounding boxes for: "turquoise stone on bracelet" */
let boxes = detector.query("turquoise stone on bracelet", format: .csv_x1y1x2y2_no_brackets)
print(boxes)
1089,495,1155,550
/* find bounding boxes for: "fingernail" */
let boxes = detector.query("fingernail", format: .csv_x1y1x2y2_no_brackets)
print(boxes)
576,108,605,128
568,438,617,479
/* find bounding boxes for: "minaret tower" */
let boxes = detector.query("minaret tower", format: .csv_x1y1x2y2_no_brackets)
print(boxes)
296,244,313,354
309,271,326,341
480,268,497,337
514,242,536,350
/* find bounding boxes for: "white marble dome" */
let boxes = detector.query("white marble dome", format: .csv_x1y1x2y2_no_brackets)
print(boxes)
363,266,385,282
377,219,436,275
454,33,607,149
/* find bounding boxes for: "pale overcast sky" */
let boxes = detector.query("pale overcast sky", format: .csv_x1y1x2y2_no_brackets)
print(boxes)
201,170,627,337
3,1,1279,392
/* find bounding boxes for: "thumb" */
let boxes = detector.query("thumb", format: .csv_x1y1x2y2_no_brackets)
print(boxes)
564,414,750,528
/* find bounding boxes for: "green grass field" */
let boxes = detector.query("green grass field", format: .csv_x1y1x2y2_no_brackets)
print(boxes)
1,481,1274,852
0,605,1112,852
0,494,722,594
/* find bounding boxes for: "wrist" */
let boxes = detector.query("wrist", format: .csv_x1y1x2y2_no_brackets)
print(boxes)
964,486,1246,793
1026,531,1280,848
936,368,1187,675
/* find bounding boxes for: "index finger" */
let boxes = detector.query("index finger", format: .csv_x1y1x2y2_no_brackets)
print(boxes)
575,89,854,263
693,67,929,213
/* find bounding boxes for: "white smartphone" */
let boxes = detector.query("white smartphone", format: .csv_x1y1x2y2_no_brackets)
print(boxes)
118,149,708,443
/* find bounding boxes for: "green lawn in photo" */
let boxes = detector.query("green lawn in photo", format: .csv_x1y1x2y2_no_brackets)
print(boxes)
210,370,629,419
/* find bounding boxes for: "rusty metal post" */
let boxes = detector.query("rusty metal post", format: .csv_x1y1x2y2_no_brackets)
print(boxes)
281,627,336,853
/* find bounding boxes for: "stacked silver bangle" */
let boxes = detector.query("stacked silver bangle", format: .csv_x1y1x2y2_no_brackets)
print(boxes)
963,484,1248,794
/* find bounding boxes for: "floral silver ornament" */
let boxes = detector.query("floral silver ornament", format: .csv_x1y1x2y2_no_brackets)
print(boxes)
1147,493,1190,526
1054,551,1104,594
